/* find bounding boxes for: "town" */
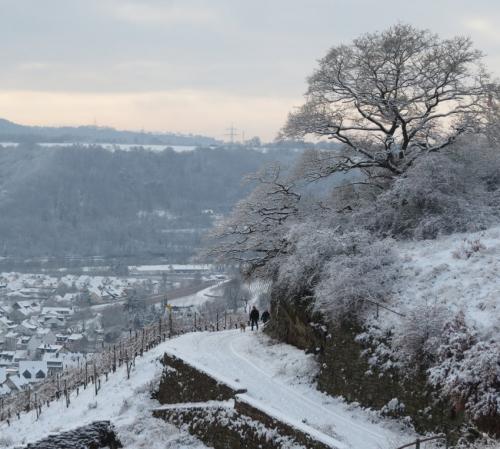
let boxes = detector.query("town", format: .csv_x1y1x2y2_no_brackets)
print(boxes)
0,264,220,400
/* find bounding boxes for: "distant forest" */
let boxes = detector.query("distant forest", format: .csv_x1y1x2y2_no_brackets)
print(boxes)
0,144,298,262
0,118,220,146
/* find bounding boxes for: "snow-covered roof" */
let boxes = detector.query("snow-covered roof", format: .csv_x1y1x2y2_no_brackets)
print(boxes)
0,383,11,396
41,307,73,316
68,333,84,341
7,374,30,390
19,361,48,381
37,344,63,352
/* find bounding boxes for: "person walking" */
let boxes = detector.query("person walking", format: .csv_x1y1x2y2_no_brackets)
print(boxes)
261,309,270,324
249,305,260,331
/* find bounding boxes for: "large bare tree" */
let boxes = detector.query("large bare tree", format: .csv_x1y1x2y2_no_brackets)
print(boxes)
282,24,492,177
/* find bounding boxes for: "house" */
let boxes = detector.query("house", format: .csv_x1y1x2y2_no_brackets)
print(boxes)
67,333,88,352
55,334,69,344
41,307,73,317
43,352,82,376
18,361,48,383
26,329,56,358
40,315,66,328
0,383,11,397
5,374,30,392
10,300,41,322
17,319,39,336
44,358,63,375
13,350,27,364
0,351,15,367
17,335,32,350
0,316,16,333
36,344,64,359
3,331,18,351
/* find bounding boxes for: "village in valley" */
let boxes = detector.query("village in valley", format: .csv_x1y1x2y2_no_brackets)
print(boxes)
0,263,221,400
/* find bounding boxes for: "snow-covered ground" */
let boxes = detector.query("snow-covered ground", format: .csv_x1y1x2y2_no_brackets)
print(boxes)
1,328,416,449
392,225,500,340
164,330,414,449
0,338,208,449
168,283,225,308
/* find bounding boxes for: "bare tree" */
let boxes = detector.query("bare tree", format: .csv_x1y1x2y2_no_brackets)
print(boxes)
206,164,300,275
282,24,492,178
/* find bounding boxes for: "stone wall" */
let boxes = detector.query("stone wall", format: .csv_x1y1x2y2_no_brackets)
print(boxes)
153,352,338,449
317,321,464,437
153,353,245,404
22,421,122,449
234,398,333,449
266,297,467,440
154,402,334,449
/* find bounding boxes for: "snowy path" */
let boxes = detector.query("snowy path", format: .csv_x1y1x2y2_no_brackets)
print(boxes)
0,329,412,449
164,329,412,449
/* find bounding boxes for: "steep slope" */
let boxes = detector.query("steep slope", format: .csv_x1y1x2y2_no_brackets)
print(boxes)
0,338,208,449
0,145,298,261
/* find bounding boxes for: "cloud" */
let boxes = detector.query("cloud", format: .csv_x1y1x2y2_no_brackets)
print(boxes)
103,1,219,26
463,17,500,42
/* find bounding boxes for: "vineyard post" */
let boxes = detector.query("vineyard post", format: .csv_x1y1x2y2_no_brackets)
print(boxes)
94,363,98,396
168,307,173,337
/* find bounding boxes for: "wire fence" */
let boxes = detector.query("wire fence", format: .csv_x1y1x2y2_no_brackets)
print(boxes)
0,308,246,426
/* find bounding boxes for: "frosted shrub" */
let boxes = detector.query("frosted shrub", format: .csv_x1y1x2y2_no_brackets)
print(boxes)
0,436,13,448
364,149,500,240
427,312,500,420
274,223,365,299
314,238,398,320
393,302,448,367
452,238,486,260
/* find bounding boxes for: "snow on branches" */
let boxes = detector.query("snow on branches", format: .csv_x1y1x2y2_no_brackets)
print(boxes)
281,24,493,177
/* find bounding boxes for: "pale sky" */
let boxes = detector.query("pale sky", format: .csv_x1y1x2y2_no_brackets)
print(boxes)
0,0,499,141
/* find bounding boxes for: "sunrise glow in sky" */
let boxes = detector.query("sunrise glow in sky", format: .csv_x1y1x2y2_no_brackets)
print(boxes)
1,0,499,141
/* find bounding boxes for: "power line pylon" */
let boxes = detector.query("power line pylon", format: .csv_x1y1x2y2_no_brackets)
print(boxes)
225,124,239,144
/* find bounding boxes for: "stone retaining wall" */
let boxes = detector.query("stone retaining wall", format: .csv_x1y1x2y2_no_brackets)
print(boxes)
153,352,337,449
21,421,122,449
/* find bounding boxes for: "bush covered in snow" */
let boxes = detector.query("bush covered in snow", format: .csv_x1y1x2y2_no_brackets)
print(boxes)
363,145,500,240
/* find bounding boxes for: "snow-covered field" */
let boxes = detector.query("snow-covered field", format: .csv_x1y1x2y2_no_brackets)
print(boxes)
0,329,416,449
168,283,225,308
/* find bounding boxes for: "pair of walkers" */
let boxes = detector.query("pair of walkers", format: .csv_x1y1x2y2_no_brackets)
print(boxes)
249,306,270,331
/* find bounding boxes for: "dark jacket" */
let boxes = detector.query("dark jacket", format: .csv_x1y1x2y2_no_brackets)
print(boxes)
249,308,260,321
261,310,270,323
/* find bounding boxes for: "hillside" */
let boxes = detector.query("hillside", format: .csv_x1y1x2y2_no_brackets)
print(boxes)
0,144,298,263
0,329,416,449
0,118,219,146
392,226,500,340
